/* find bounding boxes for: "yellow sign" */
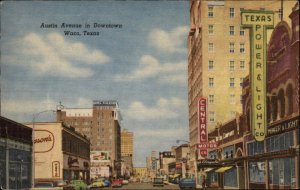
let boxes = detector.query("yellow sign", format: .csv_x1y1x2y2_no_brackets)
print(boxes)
241,10,274,141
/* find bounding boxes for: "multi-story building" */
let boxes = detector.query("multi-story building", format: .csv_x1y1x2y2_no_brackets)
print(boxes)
133,167,148,181
187,0,297,186
25,122,90,184
56,100,122,178
121,128,133,179
197,2,299,189
0,116,32,190
159,151,175,177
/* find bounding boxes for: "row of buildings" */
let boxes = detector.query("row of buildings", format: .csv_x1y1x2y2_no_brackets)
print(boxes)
187,0,299,189
0,100,134,189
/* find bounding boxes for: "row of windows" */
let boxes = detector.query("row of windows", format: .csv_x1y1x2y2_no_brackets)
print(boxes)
208,7,282,19
62,132,90,158
208,60,246,70
208,94,243,105
208,77,244,88
208,25,245,36
204,111,237,122
208,42,245,53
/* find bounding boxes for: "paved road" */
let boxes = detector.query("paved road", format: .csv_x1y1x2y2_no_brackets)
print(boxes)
100,182,180,189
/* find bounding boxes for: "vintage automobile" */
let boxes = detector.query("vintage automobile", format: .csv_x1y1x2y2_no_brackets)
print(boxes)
178,178,196,190
89,179,105,189
153,177,164,187
111,179,123,188
68,180,88,190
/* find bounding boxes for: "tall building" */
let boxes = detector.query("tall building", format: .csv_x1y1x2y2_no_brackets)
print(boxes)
121,128,134,178
56,100,122,177
188,0,297,145
187,0,297,186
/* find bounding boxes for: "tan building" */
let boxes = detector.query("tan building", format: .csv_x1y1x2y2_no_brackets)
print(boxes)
25,122,90,183
133,167,148,180
121,128,134,178
188,0,297,186
56,100,122,178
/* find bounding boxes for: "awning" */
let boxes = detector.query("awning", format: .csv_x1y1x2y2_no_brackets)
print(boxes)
215,166,233,173
204,168,214,172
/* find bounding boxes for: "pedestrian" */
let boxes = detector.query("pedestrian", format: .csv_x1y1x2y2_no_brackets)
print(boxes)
202,176,206,189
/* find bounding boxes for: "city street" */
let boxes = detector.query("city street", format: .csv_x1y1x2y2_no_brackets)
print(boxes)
100,182,180,190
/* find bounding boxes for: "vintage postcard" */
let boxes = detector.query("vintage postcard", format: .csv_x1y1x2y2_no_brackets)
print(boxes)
0,0,299,189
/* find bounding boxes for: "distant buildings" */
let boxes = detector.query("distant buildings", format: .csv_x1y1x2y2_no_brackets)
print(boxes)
56,100,122,178
133,167,147,181
121,128,134,178
25,122,90,183
0,116,32,190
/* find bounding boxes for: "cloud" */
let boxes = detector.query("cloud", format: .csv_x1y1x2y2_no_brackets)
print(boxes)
126,97,186,121
5,32,110,78
135,127,187,138
114,55,186,84
2,97,92,115
148,26,189,53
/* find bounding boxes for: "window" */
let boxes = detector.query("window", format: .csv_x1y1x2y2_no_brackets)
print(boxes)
208,6,214,18
240,43,245,53
240,26,245,36
240,60,245,69
230,43,235,53
224,167,237,187
278,8,282,19
209,43,214,52
230,111,236,119
240,78,244,87
208,60,214,70
209,111,215,122
229,60,234,71
230,78,235,88
230,94,235,104
229,8,235,18
208,25,214,34
209,94,215,104
209,78,214,87
230,26,235,35
249,161,265,183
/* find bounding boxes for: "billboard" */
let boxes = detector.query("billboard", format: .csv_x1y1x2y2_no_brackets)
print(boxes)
90,166,110,177
198,97,208,159
241,10,274,141
90,151,111,162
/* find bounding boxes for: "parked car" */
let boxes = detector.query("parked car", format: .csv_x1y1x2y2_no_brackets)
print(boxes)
103,179,111,187
153,177,164,187
89,179,105,189
179,178,196,190
54,180,74,190
68,180,88,190
111,179,123,188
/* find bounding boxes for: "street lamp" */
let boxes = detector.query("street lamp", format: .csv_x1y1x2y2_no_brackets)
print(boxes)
31,110,55,187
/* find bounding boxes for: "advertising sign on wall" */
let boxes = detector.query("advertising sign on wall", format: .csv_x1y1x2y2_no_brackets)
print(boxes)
241,10,274,141
90,151,111,162
198,97,208,159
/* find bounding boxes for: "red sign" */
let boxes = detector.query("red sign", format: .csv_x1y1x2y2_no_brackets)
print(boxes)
198,98,207,143
197,143,217,149
198,97,208,159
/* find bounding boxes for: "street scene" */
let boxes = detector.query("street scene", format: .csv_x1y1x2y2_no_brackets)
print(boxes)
0,0,299,190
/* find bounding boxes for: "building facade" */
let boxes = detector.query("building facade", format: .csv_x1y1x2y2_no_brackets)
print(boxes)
0,116,32,190
25,122,90,183
121,128,133,179
188,0,298,186
57,100,122,178
159,151,175,177
133,167,148,181
197,3,299,189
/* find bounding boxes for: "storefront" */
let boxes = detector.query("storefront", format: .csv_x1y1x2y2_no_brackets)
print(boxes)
26,122,90,183
0,116,32,190
245,116,299,189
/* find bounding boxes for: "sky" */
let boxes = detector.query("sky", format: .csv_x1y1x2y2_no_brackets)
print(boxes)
0,0,190,167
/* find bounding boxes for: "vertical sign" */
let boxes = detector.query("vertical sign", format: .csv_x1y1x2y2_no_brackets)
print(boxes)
52,161,60,177
241,10,274,141
198,97,207,159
